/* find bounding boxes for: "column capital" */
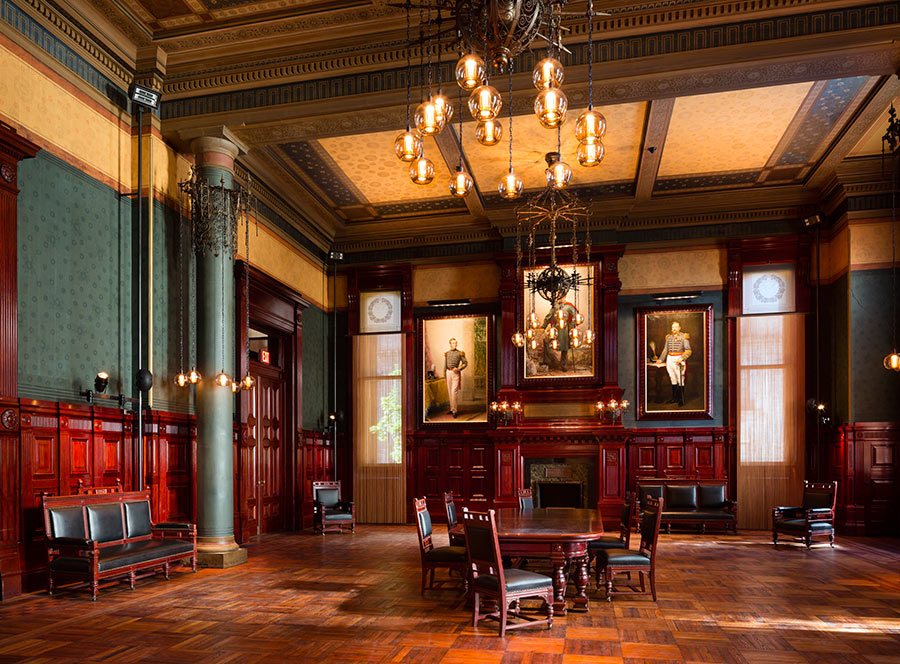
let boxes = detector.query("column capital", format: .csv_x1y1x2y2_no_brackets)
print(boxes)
179,127,248,171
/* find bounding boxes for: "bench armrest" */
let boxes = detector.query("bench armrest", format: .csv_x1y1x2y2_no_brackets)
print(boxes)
154,522,194,530
50,537,94,548
337,501,354,511
772,506,803,520
806,508,834,521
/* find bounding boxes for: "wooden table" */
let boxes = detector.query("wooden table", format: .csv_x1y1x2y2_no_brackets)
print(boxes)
494,507,605,614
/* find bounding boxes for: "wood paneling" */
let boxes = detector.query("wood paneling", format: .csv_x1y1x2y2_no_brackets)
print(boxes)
298,430,332,529
629,428,730,486
832,422,899,536
411,436,495,518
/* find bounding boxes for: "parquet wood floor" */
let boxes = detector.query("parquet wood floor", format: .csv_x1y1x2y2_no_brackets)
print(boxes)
1,529,899,663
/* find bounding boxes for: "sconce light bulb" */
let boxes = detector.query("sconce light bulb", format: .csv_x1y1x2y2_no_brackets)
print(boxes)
174,372,189,388
214,370,231,388
241,374,255,391
188,368,202,384
231,380,241,393
884,351,900,371
94,371,110,394
511,331,525,347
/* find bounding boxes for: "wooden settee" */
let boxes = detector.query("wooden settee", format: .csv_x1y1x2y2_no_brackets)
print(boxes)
636,478,737,533
42,489,196,600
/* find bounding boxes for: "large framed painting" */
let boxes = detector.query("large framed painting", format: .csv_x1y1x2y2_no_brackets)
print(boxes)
419,313,492,425
636,304,713,420
522,264,596,382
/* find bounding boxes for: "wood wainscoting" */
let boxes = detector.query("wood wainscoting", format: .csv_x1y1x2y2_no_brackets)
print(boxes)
0,397,331,600
832,421,899,536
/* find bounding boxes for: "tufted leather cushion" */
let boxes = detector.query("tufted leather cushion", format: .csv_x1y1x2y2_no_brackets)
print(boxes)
86,504,124,542
776,519,833,532
665,485,697,509
323,510,353,521
49,507,86,540
474,568,552,593
595,549,651,567
804,490,833,510
588,536,627,551
124,502,152,538
316,488,340,508
423,545,466,563
698,485,727,509
97,540,194,572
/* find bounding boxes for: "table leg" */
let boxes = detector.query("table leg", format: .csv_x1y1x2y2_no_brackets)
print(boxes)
571,555,590,612
551,547,568,615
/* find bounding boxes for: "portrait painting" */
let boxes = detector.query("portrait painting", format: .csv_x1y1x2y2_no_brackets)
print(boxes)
420,314,490,424
522,264,595,381
636,304,713,420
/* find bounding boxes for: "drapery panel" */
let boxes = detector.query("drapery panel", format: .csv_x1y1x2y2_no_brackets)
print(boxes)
737,314,805,529
353,333,406,523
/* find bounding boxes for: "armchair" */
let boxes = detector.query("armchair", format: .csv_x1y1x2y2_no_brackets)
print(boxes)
517,488,534,510
312,481,355,535
772,480,837,548
444,491,465,546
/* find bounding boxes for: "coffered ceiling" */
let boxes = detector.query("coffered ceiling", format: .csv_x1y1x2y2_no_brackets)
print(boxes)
65,0,900,255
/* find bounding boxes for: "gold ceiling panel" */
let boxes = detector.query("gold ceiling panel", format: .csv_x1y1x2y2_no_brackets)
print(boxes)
658,82,814,177
463,102,646,192
318,130,453,204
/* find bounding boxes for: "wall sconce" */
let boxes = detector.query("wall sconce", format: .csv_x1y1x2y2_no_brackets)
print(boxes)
489,397,522,426
94,371,109,394
595,398,629,425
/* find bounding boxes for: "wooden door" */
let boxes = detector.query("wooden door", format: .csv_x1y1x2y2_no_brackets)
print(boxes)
253,362,286,533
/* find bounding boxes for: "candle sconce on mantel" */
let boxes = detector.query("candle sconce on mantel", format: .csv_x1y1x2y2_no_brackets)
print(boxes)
489,396,523,426
595,398,629,425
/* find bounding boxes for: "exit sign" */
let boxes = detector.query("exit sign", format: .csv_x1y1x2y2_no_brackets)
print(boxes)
259,348,271,364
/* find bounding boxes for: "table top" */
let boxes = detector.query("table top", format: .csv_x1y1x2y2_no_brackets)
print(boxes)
493,508,605,541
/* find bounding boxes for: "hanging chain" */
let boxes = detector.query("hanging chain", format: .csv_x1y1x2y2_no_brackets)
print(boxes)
178,177,186,371
405,0,412,129
507,66,514,171
587,0,594,110
457,71,464,169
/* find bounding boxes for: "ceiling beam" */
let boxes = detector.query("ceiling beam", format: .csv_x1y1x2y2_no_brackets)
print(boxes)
634,98,674,201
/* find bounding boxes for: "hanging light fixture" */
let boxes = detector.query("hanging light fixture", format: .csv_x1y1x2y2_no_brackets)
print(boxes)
882,104,900,371
575,0,606,167
394,0,423,162
450,82,474,197
410,156,435,185
175,183,190,389
238,219,256,392
498,67,523,200
455,53,485,90
475,119,503,146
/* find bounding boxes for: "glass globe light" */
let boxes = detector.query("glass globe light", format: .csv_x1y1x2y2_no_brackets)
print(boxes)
393,130,423,162
498,169,524,199
511,332,525,347
468,85,502,121
475,119,503,146
534,88,568,128
449,166,474,197
188,368,202,384
577,140,605,168
214,370,231,388
529,338,538,350
556,308,568,328
584,329,595,345
431,92,453,126
231,379,241,394
456,54,486,90
885,351,900,371
241,375,255,391
414,100,444,135
546,158,573,190
532,57,564,90
550,338,559,351
548,326,558,340
528,311,539,329
174,372,189,388
525,328,535,340
575,312,585,326
410,157,435,185
574,109,607,143
571,335,582,348
569,327,579,341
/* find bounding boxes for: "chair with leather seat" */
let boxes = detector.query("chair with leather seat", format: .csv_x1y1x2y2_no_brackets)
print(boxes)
517,488,534,509
595,495,663,601
444,491,465,546
414,497,467,595
312,481,355,535
588,494,633,576
462,509,553,637
772,480,837,548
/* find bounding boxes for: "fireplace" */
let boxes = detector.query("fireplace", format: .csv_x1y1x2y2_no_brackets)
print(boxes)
536,482,583,508
525,457,596,509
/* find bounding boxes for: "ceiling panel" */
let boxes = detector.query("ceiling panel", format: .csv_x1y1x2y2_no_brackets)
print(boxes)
318,131,453,204
463,101,646,194
658,82,814,177
850,97,899,157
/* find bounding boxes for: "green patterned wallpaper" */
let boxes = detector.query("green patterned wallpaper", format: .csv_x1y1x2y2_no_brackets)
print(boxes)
302,304,330,430
850,269,900,423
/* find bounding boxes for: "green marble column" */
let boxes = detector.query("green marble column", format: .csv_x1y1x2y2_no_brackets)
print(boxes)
190,136,247,568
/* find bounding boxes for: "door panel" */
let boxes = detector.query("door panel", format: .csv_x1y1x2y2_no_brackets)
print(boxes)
254,365,286,534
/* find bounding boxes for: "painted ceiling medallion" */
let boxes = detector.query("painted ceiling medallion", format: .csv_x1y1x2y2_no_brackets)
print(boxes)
367,296,394,324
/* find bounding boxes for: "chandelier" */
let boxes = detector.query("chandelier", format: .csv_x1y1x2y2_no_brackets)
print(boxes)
392,0,608,196
511,148,594,351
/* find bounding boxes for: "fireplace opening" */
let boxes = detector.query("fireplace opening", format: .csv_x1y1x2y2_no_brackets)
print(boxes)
536,482,583,508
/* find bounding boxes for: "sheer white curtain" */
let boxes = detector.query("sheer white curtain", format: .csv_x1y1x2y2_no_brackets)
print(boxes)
353,333,406,523
737,314,805,529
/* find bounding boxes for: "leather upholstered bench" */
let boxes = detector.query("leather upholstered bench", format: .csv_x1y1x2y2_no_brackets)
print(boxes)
42,489,197,600
636,479,737,534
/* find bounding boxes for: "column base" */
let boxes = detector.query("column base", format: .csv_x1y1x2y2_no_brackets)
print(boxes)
196,536,248,568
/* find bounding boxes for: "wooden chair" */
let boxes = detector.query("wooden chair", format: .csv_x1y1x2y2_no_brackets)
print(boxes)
595,496,663,601
588,493,633,576
462,509,553,637
414,497,467,595
312,481,355,535
444,491,465,546
517,488,534,509
772,480,837,548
